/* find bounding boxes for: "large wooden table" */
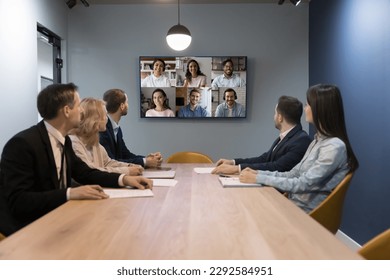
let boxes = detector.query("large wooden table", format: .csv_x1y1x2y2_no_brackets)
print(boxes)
0,164,361,259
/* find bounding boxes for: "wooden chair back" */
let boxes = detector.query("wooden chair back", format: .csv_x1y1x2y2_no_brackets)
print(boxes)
358,229,390,260
166,151,213,163
309,172,354,234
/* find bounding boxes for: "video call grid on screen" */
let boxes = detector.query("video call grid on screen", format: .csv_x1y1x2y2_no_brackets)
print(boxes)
139,56,247,119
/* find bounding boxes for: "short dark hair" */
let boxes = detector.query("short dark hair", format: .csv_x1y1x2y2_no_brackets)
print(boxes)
222,58,234,67
276,95,303,125
37,83,77,120
103,89,126,113
190,88,201,96
223,88,237,100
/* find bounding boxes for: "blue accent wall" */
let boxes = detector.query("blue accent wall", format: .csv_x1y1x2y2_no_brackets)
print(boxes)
309,0,390,244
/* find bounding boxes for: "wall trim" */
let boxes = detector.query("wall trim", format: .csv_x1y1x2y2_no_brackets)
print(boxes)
336,230,361,252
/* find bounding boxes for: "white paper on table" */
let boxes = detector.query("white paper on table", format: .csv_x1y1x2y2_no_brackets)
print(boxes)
218,177,261,188
143,170,176,178
193,167,215,174
152,179,178,187
103,188,154,198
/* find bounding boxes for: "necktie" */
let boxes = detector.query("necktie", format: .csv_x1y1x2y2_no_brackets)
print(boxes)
116,127,122,143
59,143,66,189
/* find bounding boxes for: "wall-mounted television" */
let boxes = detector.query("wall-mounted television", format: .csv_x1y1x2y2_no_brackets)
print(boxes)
139,56,247,118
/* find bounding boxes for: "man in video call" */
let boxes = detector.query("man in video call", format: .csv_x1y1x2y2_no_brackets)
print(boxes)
214,88,245,117
211,58,246,88
178,88,208,117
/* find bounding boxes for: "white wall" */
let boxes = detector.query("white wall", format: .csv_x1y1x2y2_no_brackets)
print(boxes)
0,0,68,150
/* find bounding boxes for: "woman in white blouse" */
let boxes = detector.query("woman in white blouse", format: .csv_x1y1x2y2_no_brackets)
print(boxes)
141,58,171,87
69,98,144,176
145,88,175,117
183,59,207,88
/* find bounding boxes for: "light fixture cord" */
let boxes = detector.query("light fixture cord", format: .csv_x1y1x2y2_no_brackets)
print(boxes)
177,0,181,25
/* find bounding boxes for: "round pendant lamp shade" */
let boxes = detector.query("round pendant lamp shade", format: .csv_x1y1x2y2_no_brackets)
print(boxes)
166,24,192,51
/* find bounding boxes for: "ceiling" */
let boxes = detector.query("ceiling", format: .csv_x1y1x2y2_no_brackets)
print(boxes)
86,0,308,4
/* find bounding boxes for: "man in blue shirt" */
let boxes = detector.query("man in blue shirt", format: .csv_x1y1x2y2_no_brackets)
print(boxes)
214,88,245,117
178,88,208,118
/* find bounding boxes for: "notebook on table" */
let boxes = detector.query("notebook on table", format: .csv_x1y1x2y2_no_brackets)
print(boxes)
218,176,261,188
103,187,154,198
143,170,176,179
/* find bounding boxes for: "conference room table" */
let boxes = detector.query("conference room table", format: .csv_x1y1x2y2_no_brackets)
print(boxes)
0,164,361,260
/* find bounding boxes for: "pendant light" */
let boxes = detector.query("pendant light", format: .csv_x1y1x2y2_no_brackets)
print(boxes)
166,0,192,51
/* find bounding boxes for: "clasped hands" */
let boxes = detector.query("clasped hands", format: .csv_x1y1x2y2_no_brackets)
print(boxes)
145,152,163,168
211,158,258,184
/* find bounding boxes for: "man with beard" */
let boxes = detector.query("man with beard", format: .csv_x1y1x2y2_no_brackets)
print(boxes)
211,58,246,88
212,95,311,174
178,88,208,117
215,88,245,117
99,89,162,168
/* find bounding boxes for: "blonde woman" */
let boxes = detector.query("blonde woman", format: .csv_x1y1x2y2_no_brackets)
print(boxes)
70,98,144,176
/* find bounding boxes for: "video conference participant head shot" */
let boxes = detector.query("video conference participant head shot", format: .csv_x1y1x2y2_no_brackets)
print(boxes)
214,88,245,117
178,88,208,118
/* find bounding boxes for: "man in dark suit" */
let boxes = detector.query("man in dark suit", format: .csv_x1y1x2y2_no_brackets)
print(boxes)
212,96,311,174
0,83,152,234
99,88,162,168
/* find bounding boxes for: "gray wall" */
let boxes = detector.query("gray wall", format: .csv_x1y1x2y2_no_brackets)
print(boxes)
66,3,309,161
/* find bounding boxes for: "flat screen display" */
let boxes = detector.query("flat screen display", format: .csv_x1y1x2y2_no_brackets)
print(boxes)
139,56,247,118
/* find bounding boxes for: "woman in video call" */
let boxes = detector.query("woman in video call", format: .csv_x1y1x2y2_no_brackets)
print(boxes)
141,58,171,87
69,98,144,176
183,59,207,88
145,88,175,117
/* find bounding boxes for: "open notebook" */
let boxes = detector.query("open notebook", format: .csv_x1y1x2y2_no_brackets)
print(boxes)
143,170,176,179
218,176,261,188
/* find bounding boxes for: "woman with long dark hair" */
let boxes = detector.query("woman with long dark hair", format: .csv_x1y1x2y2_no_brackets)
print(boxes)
240,84,359,213
183,59,207,87
145,88,175,117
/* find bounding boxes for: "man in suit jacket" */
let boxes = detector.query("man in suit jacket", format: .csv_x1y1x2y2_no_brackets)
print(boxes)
99,88,162,167
0,83,152,234
212,96,311,174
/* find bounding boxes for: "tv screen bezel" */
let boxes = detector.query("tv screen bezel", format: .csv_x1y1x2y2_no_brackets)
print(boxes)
139,55,247,119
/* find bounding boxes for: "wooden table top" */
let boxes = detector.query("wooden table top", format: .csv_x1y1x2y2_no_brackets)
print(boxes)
0,164,361,259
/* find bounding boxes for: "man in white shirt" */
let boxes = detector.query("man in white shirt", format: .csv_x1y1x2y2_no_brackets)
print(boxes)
211,58,246,89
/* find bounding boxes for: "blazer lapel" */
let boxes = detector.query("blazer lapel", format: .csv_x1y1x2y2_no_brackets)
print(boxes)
37,121,61,189
106,120,118,155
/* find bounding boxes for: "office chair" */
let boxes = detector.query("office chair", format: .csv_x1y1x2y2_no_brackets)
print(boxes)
358,229,390,260
309,172,354,234
166,151,213,163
